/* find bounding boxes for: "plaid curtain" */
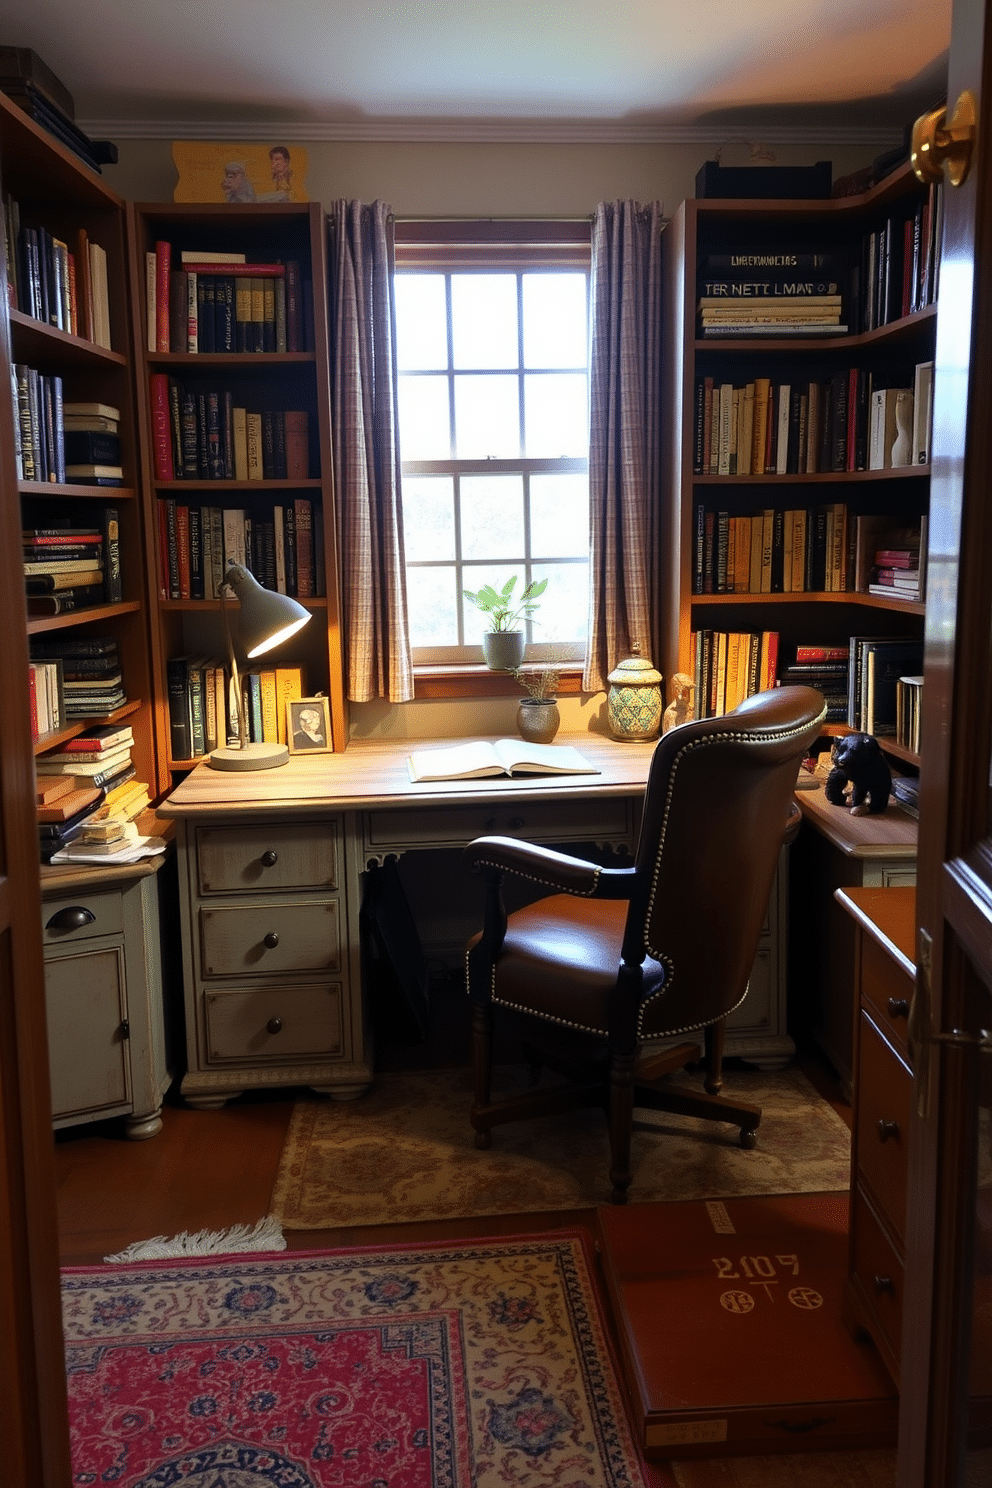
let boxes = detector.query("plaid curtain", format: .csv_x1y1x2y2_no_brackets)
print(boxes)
329,200,414,702
584,201,664,692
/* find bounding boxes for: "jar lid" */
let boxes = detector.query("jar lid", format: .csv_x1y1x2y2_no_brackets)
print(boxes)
607,654,663,687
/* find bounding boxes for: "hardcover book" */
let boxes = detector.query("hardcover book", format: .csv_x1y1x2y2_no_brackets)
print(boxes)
407,739,599,783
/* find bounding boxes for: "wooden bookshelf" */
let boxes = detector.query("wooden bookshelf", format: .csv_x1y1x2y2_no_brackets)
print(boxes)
126,202,347,781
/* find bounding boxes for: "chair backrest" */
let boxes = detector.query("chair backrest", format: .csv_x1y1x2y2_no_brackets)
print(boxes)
631,685,826,1041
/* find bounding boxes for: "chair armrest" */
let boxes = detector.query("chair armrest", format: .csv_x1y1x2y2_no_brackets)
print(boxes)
464,835,635,899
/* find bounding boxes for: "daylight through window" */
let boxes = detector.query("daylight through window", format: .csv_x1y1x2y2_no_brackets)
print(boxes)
394,225,591,664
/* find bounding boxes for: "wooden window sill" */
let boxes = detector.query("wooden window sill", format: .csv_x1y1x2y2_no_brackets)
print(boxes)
413,665,584,701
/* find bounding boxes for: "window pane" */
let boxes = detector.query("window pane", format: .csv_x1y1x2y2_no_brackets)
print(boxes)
524,373,588,457
536,562,590,641
401,475,456,562
523,273,587,368
397,375,451,459
394,274,448,370
460,475,524,560
406,565,459,647
451,275,518,369
530,474,589,558
461,562,526,642
454,374,520,458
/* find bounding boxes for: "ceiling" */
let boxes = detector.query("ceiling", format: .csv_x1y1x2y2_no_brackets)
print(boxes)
0,0,950,141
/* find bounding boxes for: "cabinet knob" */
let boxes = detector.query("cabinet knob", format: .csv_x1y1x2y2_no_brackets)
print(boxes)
887,997,910,1019
263,931,280,949
261,850,278,867
45,905,96,933
877,1119,900,1143
266,1017,282,1035
873,1274,895,1296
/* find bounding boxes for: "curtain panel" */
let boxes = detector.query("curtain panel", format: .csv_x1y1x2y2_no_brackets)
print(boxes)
585,200,664,693
328,200,414,703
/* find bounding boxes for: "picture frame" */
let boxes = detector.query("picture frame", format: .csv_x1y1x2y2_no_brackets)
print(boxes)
171,140,309,203
286,696,331,755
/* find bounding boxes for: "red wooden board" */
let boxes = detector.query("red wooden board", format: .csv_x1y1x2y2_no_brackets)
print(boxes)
597,1191,898,1457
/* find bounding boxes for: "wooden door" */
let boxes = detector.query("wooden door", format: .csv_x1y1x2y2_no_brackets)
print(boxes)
900,2,992,1482
0,194,72,1477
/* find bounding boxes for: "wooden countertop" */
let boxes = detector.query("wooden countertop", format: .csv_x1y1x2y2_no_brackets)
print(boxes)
834,884,917,979
796,778,918,860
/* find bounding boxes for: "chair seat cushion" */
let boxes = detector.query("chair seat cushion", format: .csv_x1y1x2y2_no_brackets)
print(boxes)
474,894,665,1035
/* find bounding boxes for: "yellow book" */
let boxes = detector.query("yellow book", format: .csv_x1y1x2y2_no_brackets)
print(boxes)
259,670,279,743
246,413,264,480
752,378,771,475
275,666,303,744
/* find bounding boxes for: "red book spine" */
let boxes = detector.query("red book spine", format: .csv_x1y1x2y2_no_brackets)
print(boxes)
149,373,175,480
155,241,171,353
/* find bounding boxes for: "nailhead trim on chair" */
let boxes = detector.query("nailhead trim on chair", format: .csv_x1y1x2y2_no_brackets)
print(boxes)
464,858,603,897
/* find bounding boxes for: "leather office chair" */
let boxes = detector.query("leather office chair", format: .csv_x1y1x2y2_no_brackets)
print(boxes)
463,685,826,1203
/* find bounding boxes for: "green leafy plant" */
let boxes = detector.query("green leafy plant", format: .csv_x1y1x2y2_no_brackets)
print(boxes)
462,575,547,633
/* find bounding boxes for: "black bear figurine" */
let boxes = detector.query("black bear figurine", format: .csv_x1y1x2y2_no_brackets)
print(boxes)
824,733,891,815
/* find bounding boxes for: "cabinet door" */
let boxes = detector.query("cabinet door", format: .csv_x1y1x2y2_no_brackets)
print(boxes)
44,945,130,1119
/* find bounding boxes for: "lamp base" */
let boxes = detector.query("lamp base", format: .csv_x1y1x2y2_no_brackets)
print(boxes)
208,742,290,772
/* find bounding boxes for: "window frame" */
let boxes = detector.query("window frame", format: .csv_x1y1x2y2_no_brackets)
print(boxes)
395,220,592,684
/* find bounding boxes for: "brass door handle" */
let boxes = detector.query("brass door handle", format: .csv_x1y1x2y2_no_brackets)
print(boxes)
912,92,977,187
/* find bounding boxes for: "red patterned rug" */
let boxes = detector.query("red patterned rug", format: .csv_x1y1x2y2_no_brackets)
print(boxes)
62,1231,674,1487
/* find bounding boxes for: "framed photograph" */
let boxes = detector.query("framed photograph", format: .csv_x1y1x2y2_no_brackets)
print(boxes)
286,696,331,755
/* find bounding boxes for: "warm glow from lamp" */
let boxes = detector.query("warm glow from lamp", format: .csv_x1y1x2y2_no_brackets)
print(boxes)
208,563,312,771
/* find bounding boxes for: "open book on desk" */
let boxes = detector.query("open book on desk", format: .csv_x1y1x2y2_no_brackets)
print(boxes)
407,738,600,783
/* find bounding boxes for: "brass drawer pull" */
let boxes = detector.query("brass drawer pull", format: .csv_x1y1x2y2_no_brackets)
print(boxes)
873,1274,895,1296
261,850,279,867
46,906,97,933
887,997,910,1019
877,1119,900,1143
266,1017,283,1035
263,932,280,949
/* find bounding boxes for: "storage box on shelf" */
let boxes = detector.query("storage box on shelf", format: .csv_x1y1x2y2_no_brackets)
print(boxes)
126,202,346,783
0,87,163,816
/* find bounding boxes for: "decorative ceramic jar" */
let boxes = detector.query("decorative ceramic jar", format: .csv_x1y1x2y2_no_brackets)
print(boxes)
482,631,526,671
607,647,663,741
516,698,560,744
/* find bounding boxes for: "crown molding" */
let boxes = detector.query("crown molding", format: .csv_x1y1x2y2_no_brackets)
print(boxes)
78,116,906,149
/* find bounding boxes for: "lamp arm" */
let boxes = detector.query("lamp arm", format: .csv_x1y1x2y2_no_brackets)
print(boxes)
221,582,248,752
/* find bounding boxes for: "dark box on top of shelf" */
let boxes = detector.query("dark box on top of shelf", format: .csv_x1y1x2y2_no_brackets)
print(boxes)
695,160,832,199
0,47,74,119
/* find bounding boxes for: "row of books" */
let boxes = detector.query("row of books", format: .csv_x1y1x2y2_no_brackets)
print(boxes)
781,637,926,736
2,193,111,347
851,184,942,333
693,360,933,477
146,243,310,354
23,508,122,614
167,655,305,761
697,270,845,337
29,636,127,719
158,498,323,601
896,675,924,754
28,657,64,739
149,373,311,483
691,629,779,719
693,506,925,601
15,374,127,487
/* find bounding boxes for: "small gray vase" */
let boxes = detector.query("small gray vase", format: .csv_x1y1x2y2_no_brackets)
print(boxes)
482,631,526,670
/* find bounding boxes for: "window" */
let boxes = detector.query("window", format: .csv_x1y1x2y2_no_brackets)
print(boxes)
394,223,591,665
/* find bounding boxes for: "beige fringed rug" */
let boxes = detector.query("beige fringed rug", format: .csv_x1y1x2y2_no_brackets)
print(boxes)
271,1064,851,1230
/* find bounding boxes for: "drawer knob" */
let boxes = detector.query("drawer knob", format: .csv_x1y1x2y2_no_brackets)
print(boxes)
887,997,910,1019
266,1017,283,1035
263,932,280,949
45,906,96,933
260,850,279,867
873,1274,895,1296
877,1119,901,1143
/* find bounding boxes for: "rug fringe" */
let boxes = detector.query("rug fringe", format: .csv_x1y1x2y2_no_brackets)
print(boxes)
104,1215,287,1263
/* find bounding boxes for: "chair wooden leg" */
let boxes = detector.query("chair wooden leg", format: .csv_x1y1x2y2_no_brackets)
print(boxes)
471,1001,494,1150
607,1050,635,1204
704,1020,725,1095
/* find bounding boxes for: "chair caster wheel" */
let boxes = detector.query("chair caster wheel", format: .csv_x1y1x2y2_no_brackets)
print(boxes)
474,1130,492,1150
740,1128,758,1150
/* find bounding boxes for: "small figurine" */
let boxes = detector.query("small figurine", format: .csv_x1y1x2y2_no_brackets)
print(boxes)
824,733,891,815
662,672,695,734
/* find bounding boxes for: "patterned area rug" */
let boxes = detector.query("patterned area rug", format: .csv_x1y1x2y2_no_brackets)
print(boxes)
62,1232,672,1488
271,1065,851,1229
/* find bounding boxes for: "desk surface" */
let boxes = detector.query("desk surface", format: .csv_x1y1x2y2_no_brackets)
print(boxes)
159,733,658,817
796,778,918,860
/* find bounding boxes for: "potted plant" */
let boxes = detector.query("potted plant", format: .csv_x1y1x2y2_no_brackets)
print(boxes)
511,656,562,743
462,575,547,671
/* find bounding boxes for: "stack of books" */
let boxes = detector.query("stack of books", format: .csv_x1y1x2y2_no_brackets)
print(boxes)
34,722,135,794
30,637,126,718
63,400,124,487
779,644,850,723
854,515,926,602
23,521,107,616
697,259,845,337
36,775,104,862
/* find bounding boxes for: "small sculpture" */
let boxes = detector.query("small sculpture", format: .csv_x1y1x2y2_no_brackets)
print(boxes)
824,733,891,815
662,673,695,734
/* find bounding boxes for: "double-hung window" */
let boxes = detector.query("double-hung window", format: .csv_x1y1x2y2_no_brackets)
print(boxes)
394,222,591,667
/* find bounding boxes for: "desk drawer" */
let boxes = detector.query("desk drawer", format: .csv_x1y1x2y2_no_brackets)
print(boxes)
859,935,912,1061
851,1188,904,1367
198,901,340,978
41,889,123,943
365,797,634,853
195,823,339,894
856,1012,911,1239
204,983,343,1063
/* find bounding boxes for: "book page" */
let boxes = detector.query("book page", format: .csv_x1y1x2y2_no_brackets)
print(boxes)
407,741,505,782
492,740,599,775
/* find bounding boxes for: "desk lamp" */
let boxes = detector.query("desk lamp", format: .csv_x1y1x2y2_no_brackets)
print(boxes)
208,562,312,771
